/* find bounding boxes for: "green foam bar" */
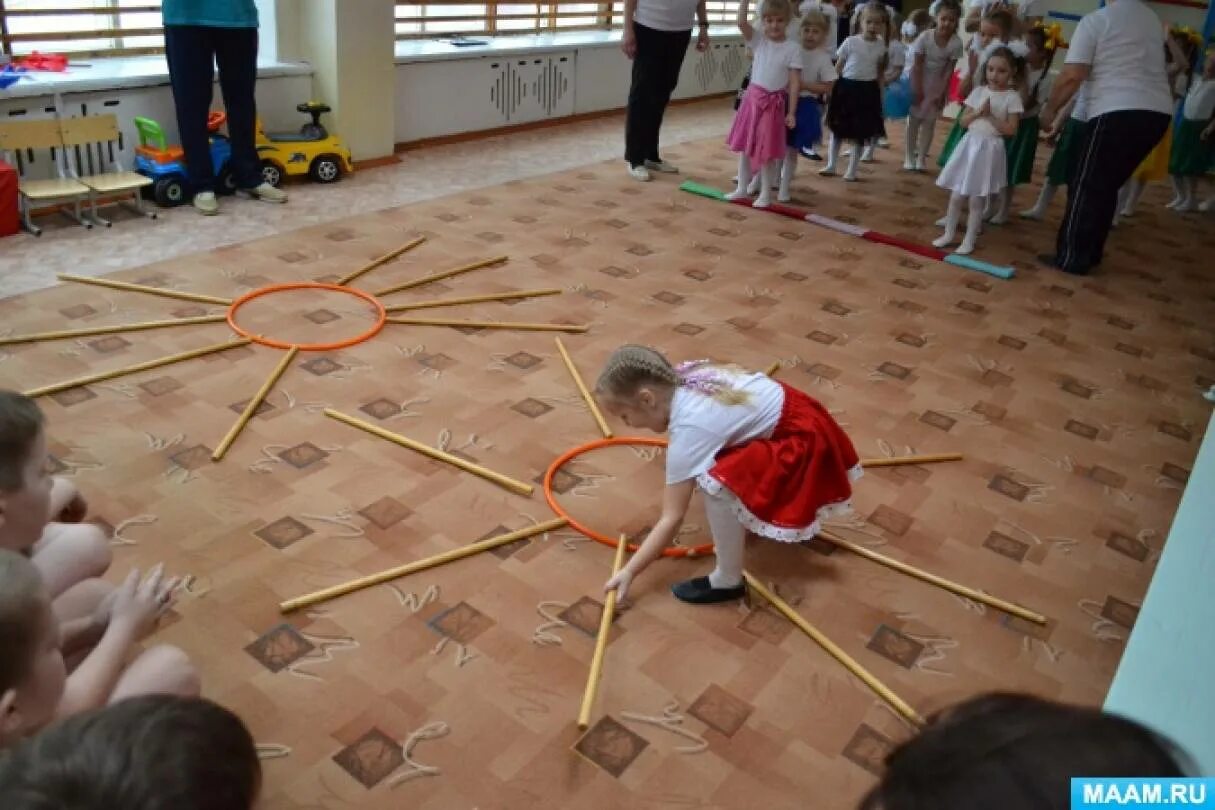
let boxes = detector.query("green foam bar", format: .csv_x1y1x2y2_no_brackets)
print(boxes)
944,254,1015,280
679,181,726,200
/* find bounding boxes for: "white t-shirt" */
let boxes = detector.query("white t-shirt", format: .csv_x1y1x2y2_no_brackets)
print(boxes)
1064,0,1173,118
964,85,1023,138
800,46,838,96
837,34,887,81
886,40,908,82
665,372,785,485
633,0,700,32
1184,78,1215,122
911,29,964,76
747,33,804,91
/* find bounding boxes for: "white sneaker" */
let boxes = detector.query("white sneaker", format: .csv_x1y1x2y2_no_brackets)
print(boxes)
644,159,679,173
239,182,288,203
843,172,859,182
627,164,652,182
934,215,949,227
914,157,926,172
192,191,219,216
1020,208,1043,221
955,240,976,256
724,188,750,201
753,194,772,209
932,233,955,248
1165,196,1182,209
902,159,915,171
819,166,838,177
988,212,1008,225
860,147,876,163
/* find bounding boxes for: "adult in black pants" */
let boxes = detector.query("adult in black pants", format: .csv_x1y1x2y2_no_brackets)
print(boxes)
162,0,286,215
623,0,710,181
1038,0,1172,276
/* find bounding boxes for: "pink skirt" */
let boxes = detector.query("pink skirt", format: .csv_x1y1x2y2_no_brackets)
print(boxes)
726,83,787,165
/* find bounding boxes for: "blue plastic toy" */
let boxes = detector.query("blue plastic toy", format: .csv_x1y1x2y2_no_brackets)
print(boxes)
133,112,235,206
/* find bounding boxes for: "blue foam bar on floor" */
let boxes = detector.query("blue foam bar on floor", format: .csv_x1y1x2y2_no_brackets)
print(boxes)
944,254,1016,280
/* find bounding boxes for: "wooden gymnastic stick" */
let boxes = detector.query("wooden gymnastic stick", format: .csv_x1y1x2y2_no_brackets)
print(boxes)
819,529,1048,625
743,571,925,727
860,453,963,468
337,236,426,286
577,533,629,729
384,288,562,313
59,273,232,306
324,408,535,496
0,315,227,346
373,255,509,297
763,361,781,377
212,347,298,461
279,518,568,613
554,337,612,439
24,338,253,398
387,317,588,334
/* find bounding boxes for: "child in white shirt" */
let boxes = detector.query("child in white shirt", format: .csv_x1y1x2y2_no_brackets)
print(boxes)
821,2,890,181
906,0,963,170
779,10,838,199
934,46,1023,255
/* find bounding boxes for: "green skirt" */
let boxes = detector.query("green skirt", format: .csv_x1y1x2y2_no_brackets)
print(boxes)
1168,118,1214,177
937,111,965,169
1045,117,1085,187
1006,116,1040,186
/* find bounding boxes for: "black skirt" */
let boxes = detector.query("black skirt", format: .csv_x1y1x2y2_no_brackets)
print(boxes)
826,77,885,142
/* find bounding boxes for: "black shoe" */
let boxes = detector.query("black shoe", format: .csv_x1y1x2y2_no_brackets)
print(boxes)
801,147,824,161
671,576,746,604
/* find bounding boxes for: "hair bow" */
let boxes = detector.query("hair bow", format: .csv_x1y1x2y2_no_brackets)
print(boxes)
900,19,917,37
1172,25,1202,47
1032,20,1066,51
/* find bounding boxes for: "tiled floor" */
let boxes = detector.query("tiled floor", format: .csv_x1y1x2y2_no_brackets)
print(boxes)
0,101,733,300
0,102,1212,809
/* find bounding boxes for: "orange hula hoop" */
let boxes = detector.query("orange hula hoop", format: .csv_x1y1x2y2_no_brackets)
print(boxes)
226,282,387,351
543,436,716,558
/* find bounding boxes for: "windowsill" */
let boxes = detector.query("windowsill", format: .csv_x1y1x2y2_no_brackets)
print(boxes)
394,26,741,63
0,55,312,100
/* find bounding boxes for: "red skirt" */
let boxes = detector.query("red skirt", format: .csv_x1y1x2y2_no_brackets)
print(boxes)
698,382,861,543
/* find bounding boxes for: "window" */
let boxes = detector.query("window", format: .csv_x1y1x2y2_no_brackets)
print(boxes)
1,1,164,59
395,0,737,39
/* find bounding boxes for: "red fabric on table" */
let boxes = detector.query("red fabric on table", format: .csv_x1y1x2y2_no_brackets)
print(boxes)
0,159,19,237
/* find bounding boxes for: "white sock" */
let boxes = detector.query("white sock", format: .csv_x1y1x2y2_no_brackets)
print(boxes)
1167,175,1184,208
990,188,1012,224
904,117,920,168
779,150,797,201
755,162,775,207
822,134,841,174
705,491,745,589
915,117,935,166
1023,183,1056,218
957,194,985,254
1178,176,1198,210
861,141,876,162
727,154,753,200
933,192,965,247
844,142,862,180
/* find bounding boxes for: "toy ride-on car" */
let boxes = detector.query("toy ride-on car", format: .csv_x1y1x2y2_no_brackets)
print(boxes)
134,112,235,207
255,101,353,187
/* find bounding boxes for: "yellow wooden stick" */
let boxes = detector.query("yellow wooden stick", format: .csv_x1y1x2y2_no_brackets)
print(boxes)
820,530,1047,625
373,255,508,297
0,315,227,346
387,317,588,333
24,338,253,398
384,288,562,313
860,453,964,468
212,347,298,461
324,408,534,496
764,361,781,377
59,273,232,306
338,236,426,286
279,518,568,613
555,337,612,439
578,533,629,729
743,571,925,727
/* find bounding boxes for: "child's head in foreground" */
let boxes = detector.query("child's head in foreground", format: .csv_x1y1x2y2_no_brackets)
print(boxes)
0,392,51,554
0,694,261,810
800,9,829,50
858,692,1188,810
759,0,794,40
594,345,749,432
0,549,66,744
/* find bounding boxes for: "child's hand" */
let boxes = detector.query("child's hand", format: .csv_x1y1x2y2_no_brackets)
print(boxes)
786,112,796,129
605,568,634,603
108,565,181,639
979,97,991,117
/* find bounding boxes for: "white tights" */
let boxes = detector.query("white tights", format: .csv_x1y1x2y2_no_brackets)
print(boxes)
705,490,746,589
933,192,985,255
904,115,936,167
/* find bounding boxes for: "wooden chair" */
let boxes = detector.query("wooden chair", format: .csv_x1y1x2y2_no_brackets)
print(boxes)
59,114,155,227
0,118,92,236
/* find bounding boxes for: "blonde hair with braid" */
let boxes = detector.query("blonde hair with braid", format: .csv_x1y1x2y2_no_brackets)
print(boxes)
595,345,751,406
